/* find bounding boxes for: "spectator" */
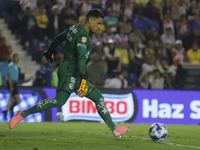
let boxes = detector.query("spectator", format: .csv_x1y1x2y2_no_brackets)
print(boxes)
102,27,118,44
133,11,155,33
0,57,9,85
114,41,129,69
104,39,120,76
51,62,60,87
121,0,134,20
162,13,174,34
81,0,93,14
144,39,156,62
104,69,122,89
91,42,106,61
160,0,173,19
157,57,172,88
171,40,186,63
175,15,190,39
47,5,64,39
129,27,146,45
147,30,162,49
146,0,161,31
150,69,164,89
87,53,105,86
138,70,151,89
33,69,47,86
172,0,187,21
186,42,200,64
161,27,175,50
128,42,143,86
187,1,199,21
63,7,78,30
119,14,133,35
116,27,129,48
142,55,155,73
119,70,129,89
35,5,49,41
103,8,119,33
41,57,53,86
170,57,181,86
19,7,36,49
20,0,37,13
90,32,103,45
0,37,12,61
109,0,122,17
182,26,200,51
3,54,21,119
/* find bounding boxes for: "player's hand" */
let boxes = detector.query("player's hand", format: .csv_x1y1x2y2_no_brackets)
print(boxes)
42,50,57,65
77,79,88,97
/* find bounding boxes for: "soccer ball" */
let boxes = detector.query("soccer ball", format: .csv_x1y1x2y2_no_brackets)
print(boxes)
56,112,63,122
149,123,168,141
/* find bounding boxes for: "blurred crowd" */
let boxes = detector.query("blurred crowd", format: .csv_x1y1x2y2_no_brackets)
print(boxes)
1,0,200,89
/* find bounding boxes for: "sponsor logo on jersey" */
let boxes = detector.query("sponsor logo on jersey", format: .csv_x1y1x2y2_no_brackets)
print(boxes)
77,43,87,49
82,37,87,43
69,83,74,90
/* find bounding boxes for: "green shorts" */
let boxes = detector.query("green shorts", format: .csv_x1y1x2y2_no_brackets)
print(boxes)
56,75,95,97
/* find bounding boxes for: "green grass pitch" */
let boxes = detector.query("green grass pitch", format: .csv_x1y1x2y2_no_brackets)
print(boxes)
0,122,200,150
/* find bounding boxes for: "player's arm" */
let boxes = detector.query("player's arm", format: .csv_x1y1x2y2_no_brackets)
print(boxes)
7,65,13,93
76,36,88,97
43,30,67,64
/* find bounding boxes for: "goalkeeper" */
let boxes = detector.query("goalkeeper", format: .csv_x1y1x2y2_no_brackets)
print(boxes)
9,9,130,138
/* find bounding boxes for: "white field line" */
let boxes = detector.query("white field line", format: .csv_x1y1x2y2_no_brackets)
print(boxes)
72,131,200,150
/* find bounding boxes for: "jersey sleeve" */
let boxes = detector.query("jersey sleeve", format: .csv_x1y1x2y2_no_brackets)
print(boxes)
76,35,89,75
48,30,68,53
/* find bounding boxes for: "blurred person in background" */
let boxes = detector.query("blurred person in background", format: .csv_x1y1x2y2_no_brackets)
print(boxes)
138,70,151,89
32,69,47,86
41,57,53,86
119,70,129,89
142,55,155,74
119,14,133,35
20,0,37,13
87,52,105,86
157,57,172,88
162,13,174,35
150,69,164,89
160,0,173,20
121,0,134,20
0,37,12,61
128,42,143,87
114,41,129,70
161,27,175,51
187,1,199,21
104,69,122,89
133,11,155,33
146,0,161,32
47,5,64,39
116,27,129,48
172,0,187,22
175,14,190,39
144,39,156,62
19,7,36,50
3,54,21,120
102,26,118,44
109,0,122,17
35,5,49,41
51,62,60,87
63,7,78,30
171,40,186,63
104,39,121,76
129,27,146,46
186,42,200,64
182,26,200,51
103,7,119,33
170,57,181,87
0,57,9,85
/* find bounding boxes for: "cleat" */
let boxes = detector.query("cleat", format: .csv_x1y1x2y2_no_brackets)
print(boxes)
9,110,24,129
113,125,130,138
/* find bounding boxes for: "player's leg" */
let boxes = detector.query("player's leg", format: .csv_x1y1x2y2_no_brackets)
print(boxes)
9,76,73,129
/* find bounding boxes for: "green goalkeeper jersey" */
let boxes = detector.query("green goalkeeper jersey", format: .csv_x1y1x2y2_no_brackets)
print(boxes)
48,23,91,78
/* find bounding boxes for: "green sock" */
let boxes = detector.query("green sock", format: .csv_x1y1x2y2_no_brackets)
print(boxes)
87,88,117,131
21,91,70,118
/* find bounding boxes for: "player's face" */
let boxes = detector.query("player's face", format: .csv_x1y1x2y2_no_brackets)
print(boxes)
90,17,103,33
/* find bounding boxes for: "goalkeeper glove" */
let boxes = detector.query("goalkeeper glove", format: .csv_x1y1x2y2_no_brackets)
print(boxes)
77,73,88,97
42,50,57,65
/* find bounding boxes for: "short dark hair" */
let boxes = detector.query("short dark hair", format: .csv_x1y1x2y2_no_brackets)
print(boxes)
13,53,18,59
86,9,104,21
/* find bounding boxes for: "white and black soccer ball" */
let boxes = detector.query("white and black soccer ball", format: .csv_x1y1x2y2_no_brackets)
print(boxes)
149,123,168,141
56,112,63,122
